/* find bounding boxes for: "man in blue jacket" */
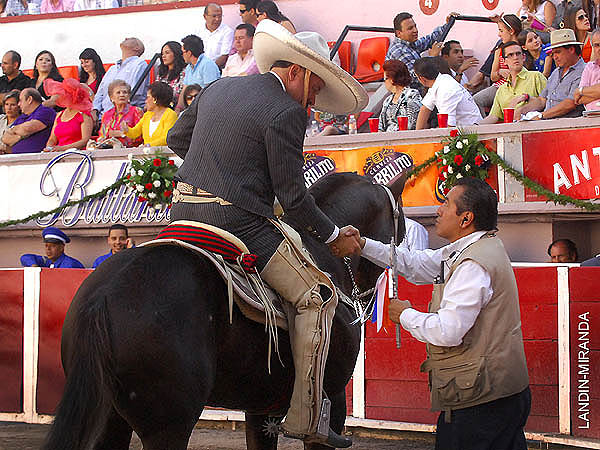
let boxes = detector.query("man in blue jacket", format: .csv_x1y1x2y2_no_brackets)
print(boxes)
20,227,84,269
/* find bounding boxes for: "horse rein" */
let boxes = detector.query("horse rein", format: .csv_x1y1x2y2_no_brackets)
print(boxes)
342,184,400,323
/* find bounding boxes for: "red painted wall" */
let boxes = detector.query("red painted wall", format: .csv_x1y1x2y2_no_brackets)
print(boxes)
0,270,24,413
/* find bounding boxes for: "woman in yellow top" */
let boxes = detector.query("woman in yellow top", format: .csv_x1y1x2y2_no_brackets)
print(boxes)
123,82,178,147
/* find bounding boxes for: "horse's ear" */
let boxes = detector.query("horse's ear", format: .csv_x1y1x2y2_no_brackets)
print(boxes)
386,165,412,200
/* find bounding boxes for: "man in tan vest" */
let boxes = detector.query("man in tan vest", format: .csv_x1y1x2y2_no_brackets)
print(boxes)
344,177,531,450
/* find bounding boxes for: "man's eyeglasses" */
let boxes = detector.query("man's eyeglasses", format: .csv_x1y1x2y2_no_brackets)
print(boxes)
186,94,198,101
239,8,247,13
504,51,523,59
577,13,588,20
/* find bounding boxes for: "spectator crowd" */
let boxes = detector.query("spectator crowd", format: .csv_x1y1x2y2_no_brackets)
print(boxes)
0,1,291,153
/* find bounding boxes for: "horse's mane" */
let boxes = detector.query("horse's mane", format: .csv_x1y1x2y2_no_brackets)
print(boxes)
308,172,368,202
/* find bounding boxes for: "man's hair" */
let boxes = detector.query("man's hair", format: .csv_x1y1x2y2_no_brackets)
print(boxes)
6,50,21,67
22,87,43,104
270,60,293,69
547,239,578,260
413,57,440,80
2,89,20,106
204,2,221,15
592,27,600,39
441,40,460,57
454,177,498,231
122,38,145,56
182,35,204,57
432,56,451,75
239,0,259,10
108,224,128,237
393,12,413,31
560,44,583,56
236,23,256,37
500,40,521,58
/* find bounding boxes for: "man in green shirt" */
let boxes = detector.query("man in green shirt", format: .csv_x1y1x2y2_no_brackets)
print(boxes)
480,41,547,124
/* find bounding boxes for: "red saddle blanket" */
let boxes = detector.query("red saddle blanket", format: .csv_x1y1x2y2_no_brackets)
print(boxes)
157,223,258,273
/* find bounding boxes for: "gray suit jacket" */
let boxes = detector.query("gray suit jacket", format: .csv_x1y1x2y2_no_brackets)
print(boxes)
167,72,337,242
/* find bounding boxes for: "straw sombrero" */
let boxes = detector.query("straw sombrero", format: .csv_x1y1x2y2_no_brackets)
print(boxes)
254,19,368,115
548,29,584,50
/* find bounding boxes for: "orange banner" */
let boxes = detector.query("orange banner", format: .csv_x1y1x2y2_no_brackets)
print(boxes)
303,143,444,206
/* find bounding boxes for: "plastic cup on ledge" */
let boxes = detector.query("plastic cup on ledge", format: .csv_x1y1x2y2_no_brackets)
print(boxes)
503,108,515,123
368,117,379,132
437,113,448,128
397,116,408,131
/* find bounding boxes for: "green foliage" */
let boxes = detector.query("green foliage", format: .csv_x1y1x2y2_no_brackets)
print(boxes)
126,152,177,207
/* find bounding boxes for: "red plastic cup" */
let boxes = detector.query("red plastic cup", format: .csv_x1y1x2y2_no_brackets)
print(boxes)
437,113,448,128
368,117,379,132
503,108,515,123
397,116,408,130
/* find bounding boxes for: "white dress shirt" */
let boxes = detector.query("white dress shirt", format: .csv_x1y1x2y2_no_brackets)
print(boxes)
198,22,234,62
422,74,482,126
362,231,493,347
450,68,469,86
93,56,149,115
400,217,429,251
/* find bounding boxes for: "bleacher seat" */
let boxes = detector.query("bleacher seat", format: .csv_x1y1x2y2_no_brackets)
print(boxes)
327,41,352,73
353,36,389,83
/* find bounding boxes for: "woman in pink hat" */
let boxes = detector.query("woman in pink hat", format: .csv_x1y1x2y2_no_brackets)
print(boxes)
43,78,93,151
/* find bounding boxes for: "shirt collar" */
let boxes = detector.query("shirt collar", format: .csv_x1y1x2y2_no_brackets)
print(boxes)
441,230,490,262
512,67,529,81
269,71,286,92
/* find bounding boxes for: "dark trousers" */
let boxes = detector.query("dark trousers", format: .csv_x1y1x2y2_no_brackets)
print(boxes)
435,387,531,450
171,202,283,272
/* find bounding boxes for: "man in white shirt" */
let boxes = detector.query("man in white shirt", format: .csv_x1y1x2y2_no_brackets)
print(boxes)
338,177,531,450
441,40,478,86
414,57,482,129
400,217,428,251
222,23,259,77
199,3,234,69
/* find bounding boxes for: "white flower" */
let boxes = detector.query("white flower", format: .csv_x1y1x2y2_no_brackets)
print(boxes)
435,151,440,157
443,171,448,178
136,184,144,192
127,153,133,161
465,164,471,171
153,180,161,188
442,158,447,165
130,169,136,177
456,142,463,150
462,139,469,145
148,192,157,199
456,173,463,179
440,181,446,189
443,146,450,154
448,166,454,174
137,170,144,176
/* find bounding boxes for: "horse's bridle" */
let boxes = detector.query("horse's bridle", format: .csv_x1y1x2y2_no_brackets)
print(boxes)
343,184,400,323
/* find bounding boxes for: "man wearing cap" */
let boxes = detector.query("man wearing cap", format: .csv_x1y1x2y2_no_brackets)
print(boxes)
20,227,85,269
167,20,367,448
516,29,586,119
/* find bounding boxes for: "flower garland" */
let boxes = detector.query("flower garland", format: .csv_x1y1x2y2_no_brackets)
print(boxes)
125,152,177,207
436,129,491,194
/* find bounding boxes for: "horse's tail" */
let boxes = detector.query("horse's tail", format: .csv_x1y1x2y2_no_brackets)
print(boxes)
43,295,116,450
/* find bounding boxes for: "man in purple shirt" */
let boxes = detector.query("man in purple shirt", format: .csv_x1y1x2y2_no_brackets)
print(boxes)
1,88,56,154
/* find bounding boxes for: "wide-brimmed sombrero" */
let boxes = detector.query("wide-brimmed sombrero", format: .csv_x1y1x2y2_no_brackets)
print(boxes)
254,19,368,115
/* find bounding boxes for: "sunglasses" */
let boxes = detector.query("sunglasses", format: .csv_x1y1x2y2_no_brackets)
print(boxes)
186,94,198,100
239,8,247,13
577,13,588,20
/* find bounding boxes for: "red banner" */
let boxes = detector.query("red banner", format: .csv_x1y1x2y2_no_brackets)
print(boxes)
522,129,600,201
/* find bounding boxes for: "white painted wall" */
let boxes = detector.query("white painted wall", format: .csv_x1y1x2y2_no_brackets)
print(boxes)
0,0,522,70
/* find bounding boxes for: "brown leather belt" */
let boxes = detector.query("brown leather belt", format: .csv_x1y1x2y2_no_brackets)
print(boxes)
172,182,232,205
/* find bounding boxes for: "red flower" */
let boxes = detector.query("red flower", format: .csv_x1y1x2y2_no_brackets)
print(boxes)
450,129,459,137
475,155,483,167
442,165,449,173
172,180,176,187
168,160,175,166
153,158,162,167
145,182,153,190
126,174,131,179
454,155,463,165
443,187,450,195
439,172,447,180
163,190,172,197
138,197,146,202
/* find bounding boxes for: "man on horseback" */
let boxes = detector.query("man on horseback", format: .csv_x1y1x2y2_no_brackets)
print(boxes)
167,20,367,448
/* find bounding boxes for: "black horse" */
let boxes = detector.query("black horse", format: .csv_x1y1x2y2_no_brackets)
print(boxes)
42,172,406,450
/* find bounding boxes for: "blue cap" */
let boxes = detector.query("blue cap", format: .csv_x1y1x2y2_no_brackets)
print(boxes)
42,227,70,244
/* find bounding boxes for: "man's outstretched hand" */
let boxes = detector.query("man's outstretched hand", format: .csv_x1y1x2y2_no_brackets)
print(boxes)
329,225,361,257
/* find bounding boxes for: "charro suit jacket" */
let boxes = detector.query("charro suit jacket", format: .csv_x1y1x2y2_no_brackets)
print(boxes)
167,72,336,242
